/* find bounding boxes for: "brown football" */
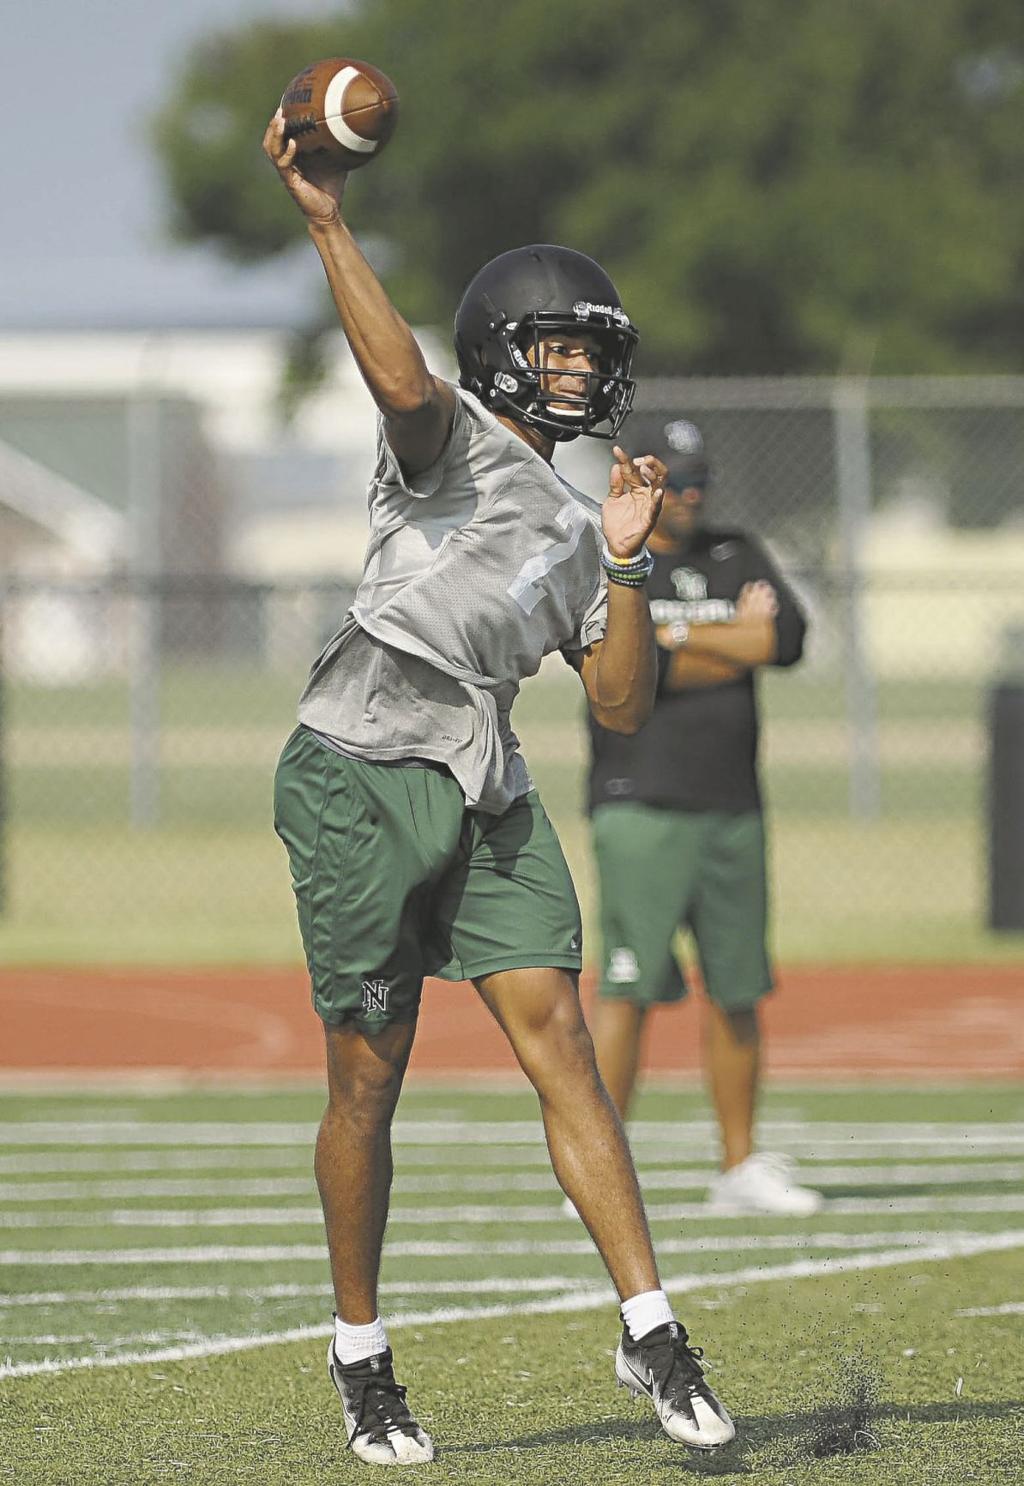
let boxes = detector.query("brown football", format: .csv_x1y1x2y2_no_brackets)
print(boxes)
280,58,399,170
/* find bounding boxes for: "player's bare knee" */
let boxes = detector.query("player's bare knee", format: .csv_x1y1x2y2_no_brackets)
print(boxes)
721,1006,760,1045
322,1022,411,1119
331,1051,403,1104
524,999,600,1089
322,1073,402,1140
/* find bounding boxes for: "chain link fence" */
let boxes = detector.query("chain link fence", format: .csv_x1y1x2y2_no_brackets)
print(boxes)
2,372,1023,963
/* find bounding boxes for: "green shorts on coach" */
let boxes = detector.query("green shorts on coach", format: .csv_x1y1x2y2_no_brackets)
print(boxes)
274,726,583,1034
592,802,773,1013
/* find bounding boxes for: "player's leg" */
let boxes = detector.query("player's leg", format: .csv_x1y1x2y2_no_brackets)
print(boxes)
704,1000,760,1170
477,962,732,1449
317,1017,418,1325
274,731,466,1463
689,808,769,1178
592,998,648,1118
435,791,733,1450
316,1017,435,1463
477,963,657,1294
589,802,696,1119
430,792,652,1286
692,812,821,1217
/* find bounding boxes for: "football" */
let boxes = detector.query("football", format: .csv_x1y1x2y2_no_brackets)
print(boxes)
280,58,399,170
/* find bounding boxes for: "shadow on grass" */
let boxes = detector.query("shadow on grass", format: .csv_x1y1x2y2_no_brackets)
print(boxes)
440,1398,1024,1475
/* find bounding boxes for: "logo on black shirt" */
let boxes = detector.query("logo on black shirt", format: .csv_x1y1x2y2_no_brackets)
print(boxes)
670,567,708,602
606,777,635,795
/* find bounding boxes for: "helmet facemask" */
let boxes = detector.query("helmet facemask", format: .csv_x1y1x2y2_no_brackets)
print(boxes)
471,308,638,442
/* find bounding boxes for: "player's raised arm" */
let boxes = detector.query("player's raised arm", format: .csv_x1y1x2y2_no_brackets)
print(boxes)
263,111,455,476
575,448,666,733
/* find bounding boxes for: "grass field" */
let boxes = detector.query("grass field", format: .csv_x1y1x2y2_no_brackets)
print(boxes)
4,665,1024,966
2,1081,1023,1484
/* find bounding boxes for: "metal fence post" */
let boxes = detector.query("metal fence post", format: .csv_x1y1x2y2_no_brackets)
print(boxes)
833,379,881,820
127,385,162,829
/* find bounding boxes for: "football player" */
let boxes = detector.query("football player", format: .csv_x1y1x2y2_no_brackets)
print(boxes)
264,113,734,1463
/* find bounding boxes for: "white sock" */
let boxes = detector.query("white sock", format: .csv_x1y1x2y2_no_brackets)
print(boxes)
621,1289,674,1342
333,1314,388,1365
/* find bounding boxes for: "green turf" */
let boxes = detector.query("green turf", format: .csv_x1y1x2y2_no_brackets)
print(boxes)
5,1255,1022,1485
1,1084,1023,1483
4,670,986,731
6,661,1024,965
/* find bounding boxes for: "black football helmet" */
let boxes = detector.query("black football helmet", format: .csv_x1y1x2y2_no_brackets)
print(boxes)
454,245,639,442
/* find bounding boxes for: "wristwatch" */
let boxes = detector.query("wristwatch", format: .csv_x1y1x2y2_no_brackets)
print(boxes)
665,619,690,650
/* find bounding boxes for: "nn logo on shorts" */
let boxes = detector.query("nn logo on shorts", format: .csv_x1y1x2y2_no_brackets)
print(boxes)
361,979,391,1017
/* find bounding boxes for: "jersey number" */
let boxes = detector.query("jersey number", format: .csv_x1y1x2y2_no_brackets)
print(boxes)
507,502,589,616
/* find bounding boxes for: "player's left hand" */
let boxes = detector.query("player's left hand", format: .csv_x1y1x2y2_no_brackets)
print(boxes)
602,447,666,559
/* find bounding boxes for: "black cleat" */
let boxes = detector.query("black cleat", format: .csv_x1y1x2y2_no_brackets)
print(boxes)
615,1319,735,1450
327,1341,434,1465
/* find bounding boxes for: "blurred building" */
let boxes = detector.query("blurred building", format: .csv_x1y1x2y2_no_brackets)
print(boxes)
0,326,383,678
0,327,439,585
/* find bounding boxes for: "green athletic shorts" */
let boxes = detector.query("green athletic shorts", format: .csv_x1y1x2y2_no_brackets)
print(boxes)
592,802,772,1013
273,726,583,1034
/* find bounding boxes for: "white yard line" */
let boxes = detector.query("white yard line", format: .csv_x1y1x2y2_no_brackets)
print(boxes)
954,1301,1024,1317
651,1161,1024,1186
0,1122,319,1147
0,1244,330,1267
10,1272,714,1309
0,1228,1014,1270
6,1192,1024,1231
4,1159,1023,1203
4,1141,1024,1177
0,1151,317,1176
3,1119,1023,1146
4,1229,1022,1379
10,1331,206,1347
0,1276,590,1308
0,1177,319,1202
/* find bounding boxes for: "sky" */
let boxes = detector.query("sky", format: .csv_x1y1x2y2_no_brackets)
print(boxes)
5,0,346,330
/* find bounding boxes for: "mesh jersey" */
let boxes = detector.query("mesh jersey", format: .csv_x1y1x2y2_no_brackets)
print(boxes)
297,386,608,814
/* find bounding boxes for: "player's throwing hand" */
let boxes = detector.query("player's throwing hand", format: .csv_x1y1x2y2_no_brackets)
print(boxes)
603,447,666,560
263,110,348,227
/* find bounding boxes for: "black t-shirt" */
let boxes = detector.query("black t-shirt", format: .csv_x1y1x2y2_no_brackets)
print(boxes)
587,526,807,815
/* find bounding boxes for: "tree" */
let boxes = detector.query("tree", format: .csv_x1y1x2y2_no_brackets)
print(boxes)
152,0,1024,374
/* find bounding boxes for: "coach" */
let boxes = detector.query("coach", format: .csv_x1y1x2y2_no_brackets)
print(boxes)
586,421,822,1217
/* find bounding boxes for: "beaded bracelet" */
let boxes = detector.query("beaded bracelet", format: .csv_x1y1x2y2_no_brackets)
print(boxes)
600,541,654,587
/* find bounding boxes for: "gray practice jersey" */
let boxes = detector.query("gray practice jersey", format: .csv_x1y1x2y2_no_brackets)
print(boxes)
297,386,608,813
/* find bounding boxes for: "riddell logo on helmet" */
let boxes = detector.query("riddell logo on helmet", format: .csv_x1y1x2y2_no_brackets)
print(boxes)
573,300,630,326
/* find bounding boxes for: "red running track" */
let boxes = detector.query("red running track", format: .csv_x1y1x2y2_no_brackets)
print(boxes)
1,964,1022,1081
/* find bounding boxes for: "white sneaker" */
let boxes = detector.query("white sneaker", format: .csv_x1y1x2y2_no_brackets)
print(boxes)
706,1153,823,1217
615,1319,735,1450
327,1341,434,1465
